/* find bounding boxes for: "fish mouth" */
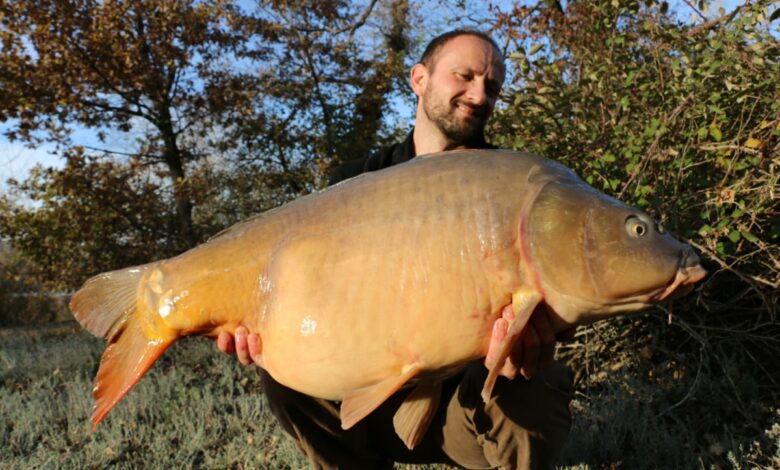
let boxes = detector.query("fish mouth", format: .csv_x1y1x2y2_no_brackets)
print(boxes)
651,263,707,302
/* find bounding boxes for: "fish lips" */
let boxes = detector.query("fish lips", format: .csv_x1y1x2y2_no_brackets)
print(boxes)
651,263,707,302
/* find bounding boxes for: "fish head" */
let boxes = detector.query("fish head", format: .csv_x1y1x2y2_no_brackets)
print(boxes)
525,177,706,326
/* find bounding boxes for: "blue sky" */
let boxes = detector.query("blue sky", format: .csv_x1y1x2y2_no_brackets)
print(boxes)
0,0,766,193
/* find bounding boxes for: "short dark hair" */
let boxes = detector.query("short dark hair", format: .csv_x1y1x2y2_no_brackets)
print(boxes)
419,29,503,70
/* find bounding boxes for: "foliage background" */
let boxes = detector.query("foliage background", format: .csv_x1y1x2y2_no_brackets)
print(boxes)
1,0,778,468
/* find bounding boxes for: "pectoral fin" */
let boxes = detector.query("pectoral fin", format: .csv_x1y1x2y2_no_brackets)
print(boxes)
481,289,542,402
340,363,421,430
393,381,442,450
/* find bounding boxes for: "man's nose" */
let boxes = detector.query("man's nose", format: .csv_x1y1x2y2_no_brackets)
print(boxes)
465,81,488,106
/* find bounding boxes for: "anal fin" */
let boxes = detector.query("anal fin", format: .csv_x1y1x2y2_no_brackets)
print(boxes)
393,380,442,449
340,363,421,430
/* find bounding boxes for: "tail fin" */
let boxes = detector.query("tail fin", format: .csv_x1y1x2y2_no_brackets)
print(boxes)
70,263,175,430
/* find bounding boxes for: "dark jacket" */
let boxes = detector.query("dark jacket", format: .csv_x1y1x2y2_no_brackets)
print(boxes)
328,129,495,185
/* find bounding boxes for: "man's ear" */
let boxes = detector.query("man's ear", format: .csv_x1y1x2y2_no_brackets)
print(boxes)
410,63,428,98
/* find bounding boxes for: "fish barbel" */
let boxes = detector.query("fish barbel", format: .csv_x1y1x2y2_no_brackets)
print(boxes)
70,150,706,448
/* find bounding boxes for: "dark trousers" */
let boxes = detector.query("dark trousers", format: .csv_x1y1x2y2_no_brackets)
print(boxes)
259,361,573,469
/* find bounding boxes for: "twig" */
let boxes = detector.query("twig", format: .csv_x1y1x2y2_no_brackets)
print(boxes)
698,144,762,155
81,146,142,157
684,0,761,37
292,0,379,41
340,0,379,43
657,345,704,417
663,307,709,346
688,240,773,305
681,0,708,23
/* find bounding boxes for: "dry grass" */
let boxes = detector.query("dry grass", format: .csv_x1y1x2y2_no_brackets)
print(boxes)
1,321,778,469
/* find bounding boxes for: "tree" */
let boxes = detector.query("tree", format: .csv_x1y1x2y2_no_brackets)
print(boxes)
0,0,249,249
489,0,778,284
0,0,413,288
0,149,176,289
221,0,411,179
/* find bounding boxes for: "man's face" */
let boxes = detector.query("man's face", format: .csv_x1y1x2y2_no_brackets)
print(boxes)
416,35,505,145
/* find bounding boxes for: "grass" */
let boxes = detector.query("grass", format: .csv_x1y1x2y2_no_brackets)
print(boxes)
1,321,778,469
1,323,307,469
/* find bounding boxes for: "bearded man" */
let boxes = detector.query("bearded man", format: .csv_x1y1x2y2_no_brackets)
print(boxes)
219,29,574,470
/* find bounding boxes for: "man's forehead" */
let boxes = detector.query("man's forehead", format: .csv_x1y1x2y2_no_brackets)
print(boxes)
432,35,504,75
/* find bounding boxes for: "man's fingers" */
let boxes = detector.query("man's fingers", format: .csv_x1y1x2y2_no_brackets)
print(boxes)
486,310,525,380
500,335,523,380
217,331,236,355
485,318,508,369
488,305,560,380
248,333,263,366
221,327,260,367
501,304,515,322
235,326,252,365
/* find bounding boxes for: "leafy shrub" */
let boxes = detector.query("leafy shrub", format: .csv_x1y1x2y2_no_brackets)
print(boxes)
487,1,779,467
0,243,68,326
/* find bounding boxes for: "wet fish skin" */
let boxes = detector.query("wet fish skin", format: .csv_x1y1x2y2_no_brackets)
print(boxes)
70,150,706,446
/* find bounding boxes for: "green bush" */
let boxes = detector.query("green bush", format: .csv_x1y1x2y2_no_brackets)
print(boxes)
0,255,68,327
487,1,779,467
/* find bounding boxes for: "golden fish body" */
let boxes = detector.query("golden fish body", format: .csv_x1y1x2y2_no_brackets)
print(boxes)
134,152,536,394
71,150,706,445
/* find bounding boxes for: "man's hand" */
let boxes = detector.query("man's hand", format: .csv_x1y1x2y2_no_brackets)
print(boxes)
217,326,262,366
485,304,574,380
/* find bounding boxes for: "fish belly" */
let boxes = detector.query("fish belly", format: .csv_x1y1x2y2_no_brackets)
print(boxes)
258,206,520,400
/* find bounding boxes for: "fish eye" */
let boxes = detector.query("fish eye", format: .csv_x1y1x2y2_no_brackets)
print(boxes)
625,216,649,238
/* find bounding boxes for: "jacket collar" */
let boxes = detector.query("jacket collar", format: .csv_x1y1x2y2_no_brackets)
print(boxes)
393,127,493,165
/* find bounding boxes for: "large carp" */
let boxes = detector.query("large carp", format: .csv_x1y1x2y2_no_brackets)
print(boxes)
71,150,706,447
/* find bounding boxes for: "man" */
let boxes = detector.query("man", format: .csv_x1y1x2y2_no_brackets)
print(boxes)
218,29,574,469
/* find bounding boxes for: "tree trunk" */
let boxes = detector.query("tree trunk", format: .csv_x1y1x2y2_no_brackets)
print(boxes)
158,107,197,249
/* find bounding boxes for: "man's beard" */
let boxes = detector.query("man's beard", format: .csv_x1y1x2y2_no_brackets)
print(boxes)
423,95,488,147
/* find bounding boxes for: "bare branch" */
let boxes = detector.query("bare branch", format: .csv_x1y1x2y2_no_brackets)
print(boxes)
684,0,769,37
78,97,152,122
341,0,379,41
66,37,158,119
